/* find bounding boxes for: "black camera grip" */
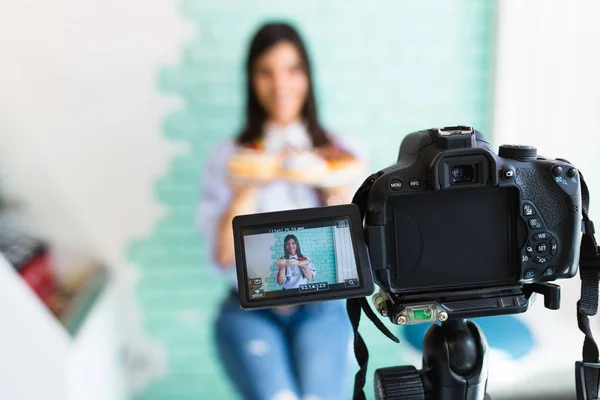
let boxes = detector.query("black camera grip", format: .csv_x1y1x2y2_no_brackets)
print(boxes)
515,168,570,229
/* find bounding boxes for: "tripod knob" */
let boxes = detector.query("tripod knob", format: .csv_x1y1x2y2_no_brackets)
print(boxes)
374,366,425,400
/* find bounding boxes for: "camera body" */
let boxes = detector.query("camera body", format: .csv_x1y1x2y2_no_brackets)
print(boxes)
360,126,582,323
232,126,583,324
366,126,581,290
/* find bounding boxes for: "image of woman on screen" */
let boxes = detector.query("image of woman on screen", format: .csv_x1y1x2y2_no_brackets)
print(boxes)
276,234,316,289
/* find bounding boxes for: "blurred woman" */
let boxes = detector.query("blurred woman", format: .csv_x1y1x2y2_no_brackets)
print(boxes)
198,22,366,400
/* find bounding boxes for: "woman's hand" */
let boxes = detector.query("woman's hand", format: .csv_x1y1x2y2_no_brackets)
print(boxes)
214,185,259,268
228,150,283,186
313,145,363,204
322,186,351,205
229,185,260,215
276,264,287,285
299,264,315,281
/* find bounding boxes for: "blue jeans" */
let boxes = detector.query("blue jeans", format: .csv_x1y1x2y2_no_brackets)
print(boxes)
214,292,353,400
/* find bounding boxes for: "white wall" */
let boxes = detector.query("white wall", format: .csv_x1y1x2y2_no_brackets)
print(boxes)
0,0,187,271
244,233,278,279
493,0,600,205
0,255,70,399
490,1,600,397
0,253,126,400
334,225,357,283
0,1,188,394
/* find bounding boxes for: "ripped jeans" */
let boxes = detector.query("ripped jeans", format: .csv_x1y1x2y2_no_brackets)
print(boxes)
214,291,353,400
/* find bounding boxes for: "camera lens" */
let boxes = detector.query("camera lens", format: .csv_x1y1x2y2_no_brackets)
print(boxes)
450,165,475,183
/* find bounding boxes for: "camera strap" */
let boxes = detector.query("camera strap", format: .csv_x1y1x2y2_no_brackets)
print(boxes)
348,172,399,400
576,173,600,400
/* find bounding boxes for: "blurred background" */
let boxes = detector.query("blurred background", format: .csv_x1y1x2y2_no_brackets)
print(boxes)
0,0,599,399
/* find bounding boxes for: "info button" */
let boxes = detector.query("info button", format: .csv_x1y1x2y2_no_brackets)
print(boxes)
344,279,360,288
409,178,421,189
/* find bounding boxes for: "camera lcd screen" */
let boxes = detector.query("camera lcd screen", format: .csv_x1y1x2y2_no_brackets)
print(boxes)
233,204,373,309
389,186,519,292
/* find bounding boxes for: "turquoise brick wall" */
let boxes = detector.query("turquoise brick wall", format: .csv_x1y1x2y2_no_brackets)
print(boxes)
266,228,337,290
128,1,497,399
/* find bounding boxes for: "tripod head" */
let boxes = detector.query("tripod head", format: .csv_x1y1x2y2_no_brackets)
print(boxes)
375,319,490,400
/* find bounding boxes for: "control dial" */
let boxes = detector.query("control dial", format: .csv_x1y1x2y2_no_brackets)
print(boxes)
499,145,538,161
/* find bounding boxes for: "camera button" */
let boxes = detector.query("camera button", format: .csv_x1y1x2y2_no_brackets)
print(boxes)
409,178,421,189
524,269,539,279
504,169,515,179
525,241,535,257
389,179,403,191
523,204,535,216
552,165,564,177
550,239,558,255
528,218,543,229
344,279,360,288
535,242,549,254
533,256,551,264
533,232,551,241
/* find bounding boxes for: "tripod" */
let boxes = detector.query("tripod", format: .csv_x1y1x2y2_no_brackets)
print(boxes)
374,319,491,400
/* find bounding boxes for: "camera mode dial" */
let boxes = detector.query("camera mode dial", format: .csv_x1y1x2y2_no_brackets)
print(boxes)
499,145,538,161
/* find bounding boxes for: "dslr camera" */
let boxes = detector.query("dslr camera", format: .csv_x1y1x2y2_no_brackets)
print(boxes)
233,126,582,323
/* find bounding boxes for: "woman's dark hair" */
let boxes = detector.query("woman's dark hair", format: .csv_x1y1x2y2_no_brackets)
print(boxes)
283,234,304,259
237,22,330,148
